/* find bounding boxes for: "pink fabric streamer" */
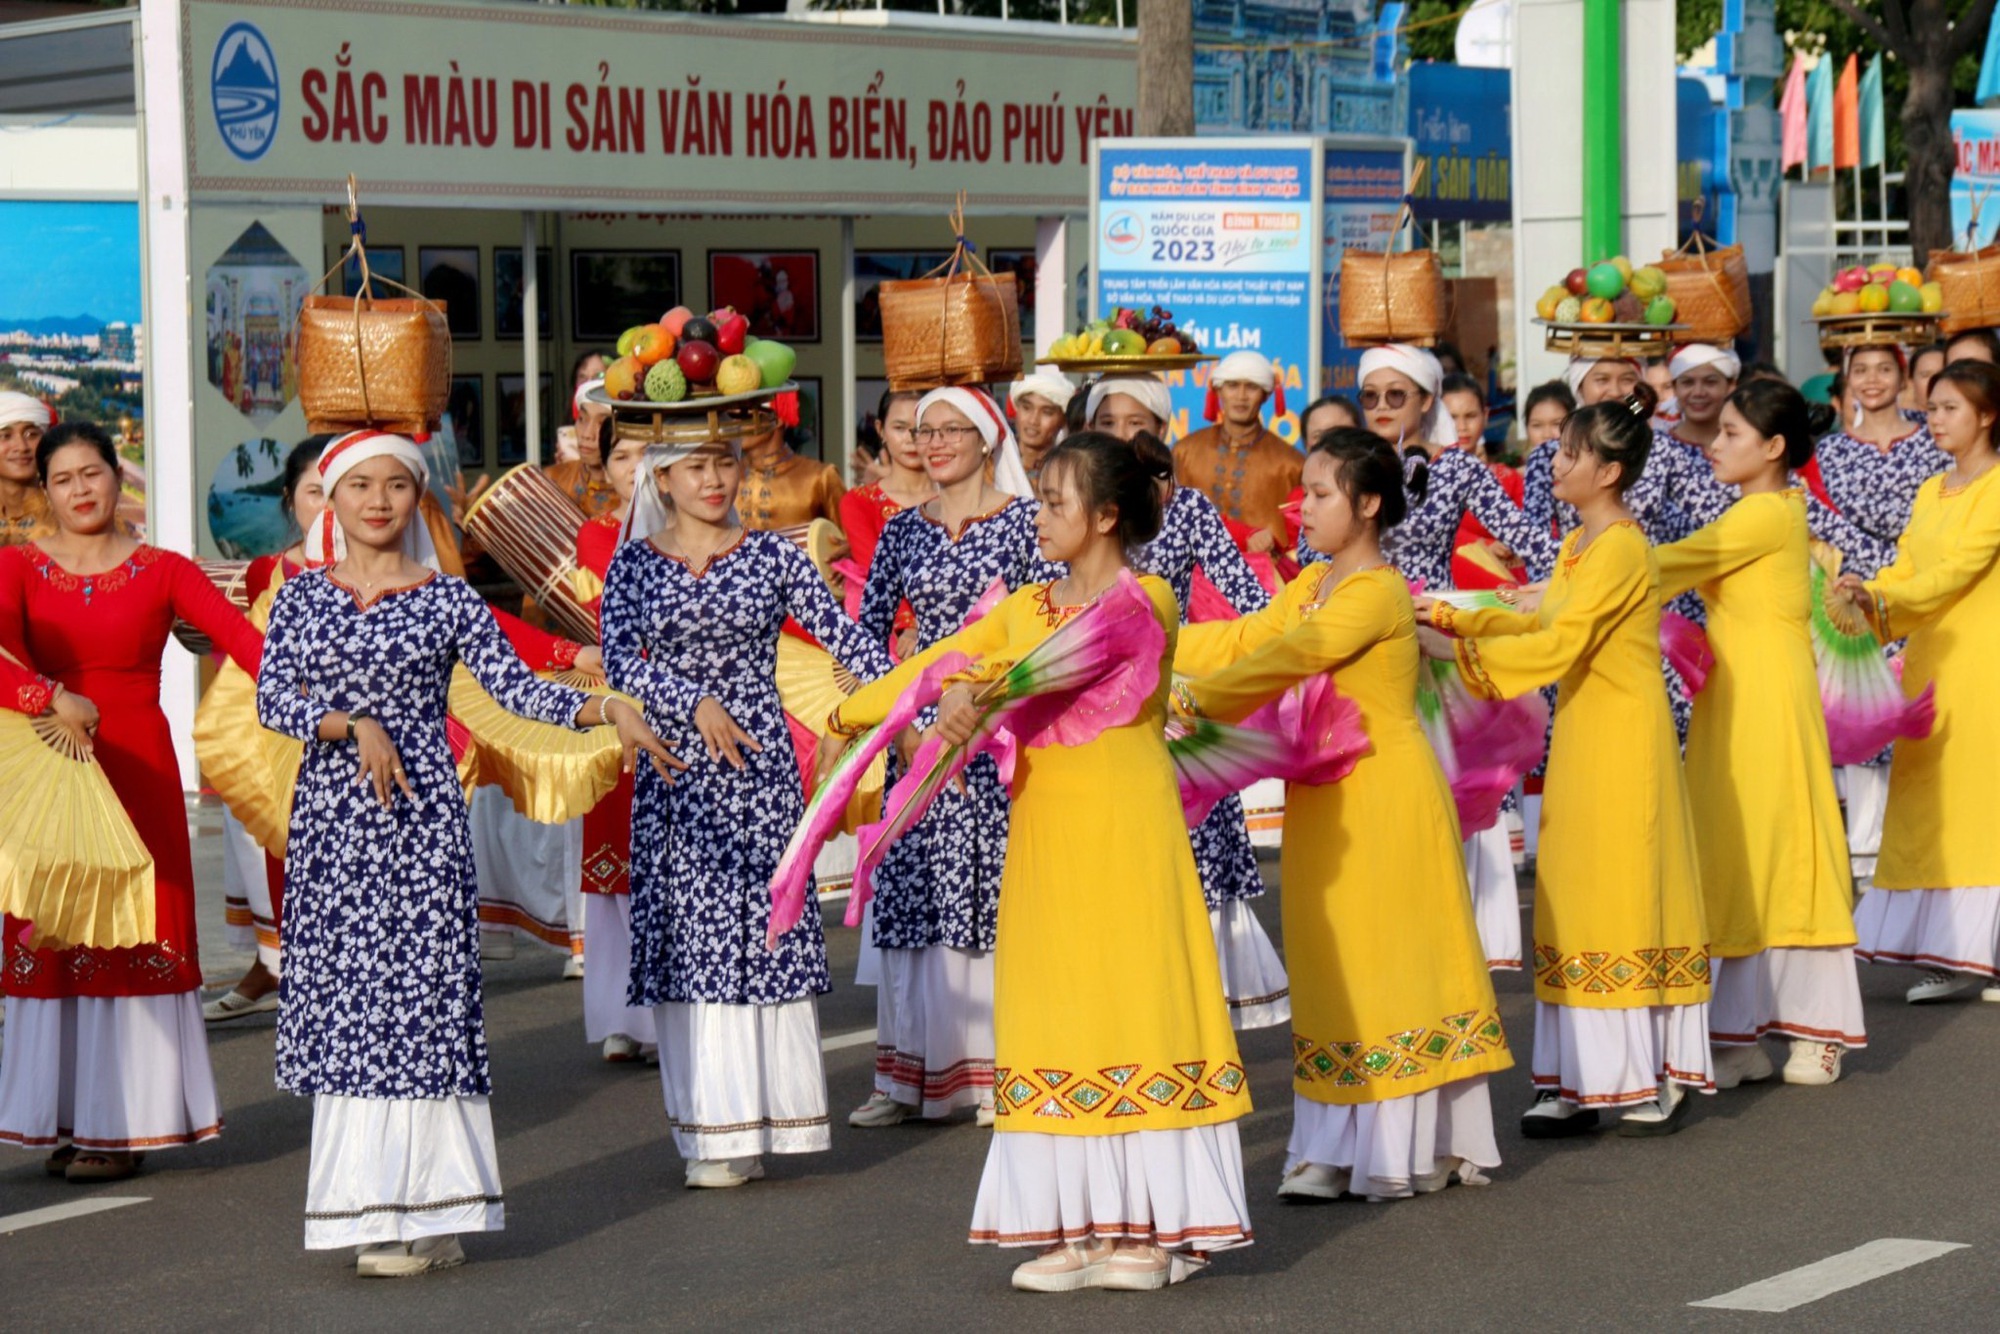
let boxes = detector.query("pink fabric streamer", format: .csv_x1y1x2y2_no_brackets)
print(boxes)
1169,674,1370,825
767,650,971,949
849,571,1166,913
1659,611,1714,699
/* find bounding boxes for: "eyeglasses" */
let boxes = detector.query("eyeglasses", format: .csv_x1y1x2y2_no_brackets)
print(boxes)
1359,388,1411,411
914,424,982,445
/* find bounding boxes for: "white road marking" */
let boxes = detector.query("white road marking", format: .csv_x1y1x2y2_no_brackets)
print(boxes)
0,1196,150,1235
1690,1239,1969,1312
821,1026,879,1053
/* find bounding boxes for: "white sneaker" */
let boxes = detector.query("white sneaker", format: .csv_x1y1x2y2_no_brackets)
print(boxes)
1099,1244,1174,1292
975,1098,996,1128
1982,982,2000,1003
1782,1040,1843,1086
480,930,516,961
1618,1082,1691,1137
1906,969,1974,1003
684,1159,752,1189
355,1234,466,1278
1276,1162,1350,1201
562,955,585,981
601,1034,641,1063
1011,1240,1112,1293
1711,1043,1775,1089
847,1092,911,1128
1520,1090,1599,1139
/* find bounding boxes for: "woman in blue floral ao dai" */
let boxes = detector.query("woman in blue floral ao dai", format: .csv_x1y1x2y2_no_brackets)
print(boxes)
600,412,893,1189
258,431,675,1278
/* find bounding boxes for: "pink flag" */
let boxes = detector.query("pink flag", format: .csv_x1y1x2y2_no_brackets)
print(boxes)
1779,57,1808,173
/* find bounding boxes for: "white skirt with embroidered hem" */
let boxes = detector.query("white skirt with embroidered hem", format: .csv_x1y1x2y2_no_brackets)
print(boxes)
1285,1077,1499,1198
872,945,995,1115
1210,900,1291,1031
0,992,221,1151
852,897,881,987
654,997,831,1160
1854,886,2000,978
581,893,657,1045
1465,821,1522,971
304,1093,503,1249
470,788,582,952
1840,764,1889,886
1530,1001,1714,1107
219,809,261,953
1710,947,1867,1048
247,846,281,975
970,1123,1254,1252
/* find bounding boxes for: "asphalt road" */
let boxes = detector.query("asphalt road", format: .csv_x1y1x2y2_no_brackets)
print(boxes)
1,801,1996,1331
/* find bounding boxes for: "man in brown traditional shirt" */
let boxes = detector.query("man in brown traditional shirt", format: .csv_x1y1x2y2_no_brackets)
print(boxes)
1172,351,1300,546
0,393,53,548
739,390,846,533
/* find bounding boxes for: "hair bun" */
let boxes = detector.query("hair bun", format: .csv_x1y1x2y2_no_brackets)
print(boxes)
1622,393,1649,418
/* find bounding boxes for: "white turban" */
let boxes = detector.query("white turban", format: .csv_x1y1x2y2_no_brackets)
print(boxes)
1668,345,1741,383
916,386,1035,500
1562,355,1643,400
0,392,52,432
1358,344,1456,447
304,430,439,571
1211,351,1275,390
1083,375,1174,432
1010,373,1076,412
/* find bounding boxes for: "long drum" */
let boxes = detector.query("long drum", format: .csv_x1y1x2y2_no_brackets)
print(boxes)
462,465,599,645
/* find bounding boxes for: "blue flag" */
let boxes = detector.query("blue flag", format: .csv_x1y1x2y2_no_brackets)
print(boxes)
1860,53,1885,167
1806,56,1834,173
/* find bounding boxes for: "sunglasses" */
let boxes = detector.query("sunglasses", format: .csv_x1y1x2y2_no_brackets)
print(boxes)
1359,388,1411,411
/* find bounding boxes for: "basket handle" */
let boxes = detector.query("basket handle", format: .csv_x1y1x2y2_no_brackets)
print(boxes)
307,175,452,426
918,192,1004,386
1372,159,1429,337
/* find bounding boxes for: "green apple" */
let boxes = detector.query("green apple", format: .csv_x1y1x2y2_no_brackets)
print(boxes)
745,338,797,388
1585,262,1626,300
1644,296,1677,325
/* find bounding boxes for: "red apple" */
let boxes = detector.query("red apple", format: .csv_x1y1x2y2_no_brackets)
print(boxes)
660,306,694,337
676,339,720,386
1564,267,1590,297
712,307,750,356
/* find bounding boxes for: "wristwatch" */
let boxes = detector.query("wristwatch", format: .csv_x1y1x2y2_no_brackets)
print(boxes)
346,705,374,741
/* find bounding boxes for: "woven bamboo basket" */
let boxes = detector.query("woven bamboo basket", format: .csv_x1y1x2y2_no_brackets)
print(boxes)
1656,232,1751,344
297,177,451,435
879,193,1022,391
1338,165,1444,347
1928,246,2000,336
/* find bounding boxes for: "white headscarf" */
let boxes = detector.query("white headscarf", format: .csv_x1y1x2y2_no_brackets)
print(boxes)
1358,344,1456,447
916,386,1035,500
1082,375,1174,433
1668,345,1741,383
304,430,440,571
1211,350,1275,390
0,392,53,432
1562,355,1642,400
1010,372,1077,413
619,437,741,548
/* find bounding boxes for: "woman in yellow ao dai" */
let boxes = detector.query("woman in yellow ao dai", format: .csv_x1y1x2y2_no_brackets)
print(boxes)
1836,361,2000,1004
1652,381,1862,1091
1177,429,1509,1204
1423,393,1710,1139
828,435,1250,1295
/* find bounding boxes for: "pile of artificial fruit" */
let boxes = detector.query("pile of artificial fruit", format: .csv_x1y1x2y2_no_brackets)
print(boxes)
1533,256,1678,326
1047,306,1200,358
1810,264,1943,317
603,306,797,403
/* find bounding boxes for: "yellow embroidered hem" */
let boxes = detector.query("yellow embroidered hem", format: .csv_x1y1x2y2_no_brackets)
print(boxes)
1533,944,1713,1008
1291,1008,1513,1106
993,1059,1251,1133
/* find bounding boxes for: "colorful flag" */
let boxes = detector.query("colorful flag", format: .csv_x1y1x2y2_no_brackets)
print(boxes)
1833,53,1860,169
1807,55,1835,174
1859,53,1885,168
1780,57,1809,173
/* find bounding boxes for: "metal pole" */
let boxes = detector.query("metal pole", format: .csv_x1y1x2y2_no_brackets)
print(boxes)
522,210,542,467
840,216,857,474
1580,0,1622,261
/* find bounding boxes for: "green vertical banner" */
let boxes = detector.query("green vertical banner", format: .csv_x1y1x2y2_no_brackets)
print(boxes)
1582,0,1623,261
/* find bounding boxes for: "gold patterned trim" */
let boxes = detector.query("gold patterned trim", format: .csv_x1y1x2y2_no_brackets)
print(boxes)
1533,944,1711,995
1430,600,1459,635
992,1060,1249,1122
1455,636,1500,700
1292,1008,1509,1091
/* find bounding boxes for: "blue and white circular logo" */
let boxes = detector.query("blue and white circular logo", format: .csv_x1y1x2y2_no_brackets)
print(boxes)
211,22,279,162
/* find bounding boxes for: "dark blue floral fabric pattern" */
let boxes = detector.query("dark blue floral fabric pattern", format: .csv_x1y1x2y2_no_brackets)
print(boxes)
1136,485,1267,909
258,571,590,1099
1304,448,1555,587
1522,433,1737,548
1806,424,1948,578
602,530,892,1005
855,499,1056,951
